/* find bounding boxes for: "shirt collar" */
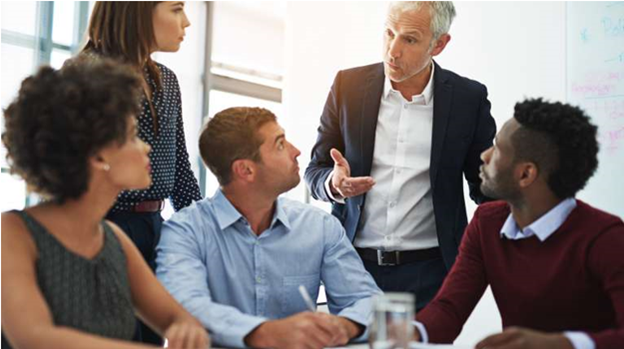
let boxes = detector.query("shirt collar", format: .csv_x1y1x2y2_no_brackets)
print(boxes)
213,189,292,232
213,189,244,230
500,198,577,242
383,61,435,105
272,197,292,231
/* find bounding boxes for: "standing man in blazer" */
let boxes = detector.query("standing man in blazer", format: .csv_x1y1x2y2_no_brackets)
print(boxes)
305,1,496,310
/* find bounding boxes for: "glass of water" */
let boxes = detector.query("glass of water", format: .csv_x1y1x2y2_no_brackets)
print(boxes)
369,292,415,349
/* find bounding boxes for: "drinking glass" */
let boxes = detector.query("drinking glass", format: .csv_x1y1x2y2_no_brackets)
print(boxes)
369,293,415,349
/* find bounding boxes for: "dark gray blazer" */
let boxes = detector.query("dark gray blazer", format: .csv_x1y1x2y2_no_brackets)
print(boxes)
304,61,496,270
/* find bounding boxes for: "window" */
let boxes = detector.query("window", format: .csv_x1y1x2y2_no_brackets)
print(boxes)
1,1,45,210
2,2,92,209
1,2,210,214
203,2,288,197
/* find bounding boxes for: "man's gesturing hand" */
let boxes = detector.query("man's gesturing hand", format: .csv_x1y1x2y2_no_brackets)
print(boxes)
330,148,375,198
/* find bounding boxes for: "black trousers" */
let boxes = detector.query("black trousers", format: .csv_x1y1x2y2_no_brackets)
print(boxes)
362,254,447,311
106,210,163,345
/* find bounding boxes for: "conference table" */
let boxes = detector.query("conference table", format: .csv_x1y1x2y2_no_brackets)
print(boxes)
330,344,470,349
213,343,471,349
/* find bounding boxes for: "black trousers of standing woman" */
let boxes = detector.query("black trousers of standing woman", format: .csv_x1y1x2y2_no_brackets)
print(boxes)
106,210,163,345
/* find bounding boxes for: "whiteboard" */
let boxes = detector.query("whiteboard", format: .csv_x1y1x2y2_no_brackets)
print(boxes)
567,2,624,218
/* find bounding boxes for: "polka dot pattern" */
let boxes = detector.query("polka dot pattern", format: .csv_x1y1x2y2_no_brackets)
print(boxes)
112,63,202,213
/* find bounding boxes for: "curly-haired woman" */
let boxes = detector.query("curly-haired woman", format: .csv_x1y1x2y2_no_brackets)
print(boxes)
1,58,209,349
79,3,203,343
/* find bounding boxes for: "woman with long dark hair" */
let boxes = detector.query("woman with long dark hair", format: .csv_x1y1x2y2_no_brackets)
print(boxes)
80,3,203,343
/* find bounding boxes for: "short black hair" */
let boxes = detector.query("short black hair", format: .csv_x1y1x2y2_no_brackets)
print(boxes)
2,57,142,202
512,98,599,199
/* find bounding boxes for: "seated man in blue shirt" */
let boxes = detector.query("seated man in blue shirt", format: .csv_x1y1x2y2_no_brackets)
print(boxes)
156,107,382,349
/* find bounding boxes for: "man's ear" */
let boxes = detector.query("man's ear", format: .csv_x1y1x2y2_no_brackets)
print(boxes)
231,159,255,182
430,33,451,57
517,162,538,189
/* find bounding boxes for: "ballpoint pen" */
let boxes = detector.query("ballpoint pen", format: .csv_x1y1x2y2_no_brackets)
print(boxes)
298,285,317,312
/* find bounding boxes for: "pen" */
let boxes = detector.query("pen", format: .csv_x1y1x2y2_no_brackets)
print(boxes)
298,285,317,312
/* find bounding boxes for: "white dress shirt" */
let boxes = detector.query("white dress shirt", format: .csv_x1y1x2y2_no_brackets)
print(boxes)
353,64,438,251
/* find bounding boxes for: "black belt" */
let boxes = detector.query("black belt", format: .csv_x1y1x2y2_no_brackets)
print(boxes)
356,247,441,266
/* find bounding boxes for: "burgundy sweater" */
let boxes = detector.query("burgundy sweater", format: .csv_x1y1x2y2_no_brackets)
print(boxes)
417,200,624,348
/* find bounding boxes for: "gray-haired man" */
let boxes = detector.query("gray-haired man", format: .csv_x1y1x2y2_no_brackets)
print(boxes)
305,1,496,310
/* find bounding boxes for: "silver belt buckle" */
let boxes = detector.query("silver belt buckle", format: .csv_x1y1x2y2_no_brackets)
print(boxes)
377,250,399,266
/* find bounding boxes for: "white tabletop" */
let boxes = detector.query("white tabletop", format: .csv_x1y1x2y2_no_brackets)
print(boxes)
213,343,471,349
329,344,470,349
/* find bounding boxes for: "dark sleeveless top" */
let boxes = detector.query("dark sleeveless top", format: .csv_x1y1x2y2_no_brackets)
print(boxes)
1,210,136,348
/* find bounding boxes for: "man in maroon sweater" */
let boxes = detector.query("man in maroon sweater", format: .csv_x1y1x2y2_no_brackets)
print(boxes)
415,98,624,349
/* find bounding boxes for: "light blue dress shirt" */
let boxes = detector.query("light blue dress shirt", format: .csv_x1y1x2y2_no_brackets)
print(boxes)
499,197,577,241
417,198,594,349
156,189,382,348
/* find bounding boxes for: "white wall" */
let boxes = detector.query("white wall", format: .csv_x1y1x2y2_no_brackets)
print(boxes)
212,2,286,77
283,2,566,346
283,1,387,205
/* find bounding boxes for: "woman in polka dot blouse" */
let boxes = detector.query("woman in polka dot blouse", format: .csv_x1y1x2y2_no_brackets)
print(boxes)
78,2,203,345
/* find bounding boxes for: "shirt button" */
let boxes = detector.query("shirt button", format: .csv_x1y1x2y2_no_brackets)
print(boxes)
256,277,261,283
403,104,408,109
255,241,260,245
389,201,396,208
